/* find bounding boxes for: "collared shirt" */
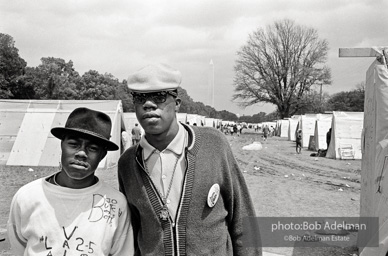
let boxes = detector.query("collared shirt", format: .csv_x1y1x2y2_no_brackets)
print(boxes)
140,123,188,221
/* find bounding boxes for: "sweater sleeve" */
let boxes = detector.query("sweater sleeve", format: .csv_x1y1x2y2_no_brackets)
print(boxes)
221,135,262,256
7,191,27,255
117,154,140,254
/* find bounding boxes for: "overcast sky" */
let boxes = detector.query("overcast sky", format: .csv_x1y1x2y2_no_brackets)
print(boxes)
1,0,387,115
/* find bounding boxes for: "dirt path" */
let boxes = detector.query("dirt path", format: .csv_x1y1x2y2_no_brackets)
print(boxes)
0,130,361,255
230,131,361,255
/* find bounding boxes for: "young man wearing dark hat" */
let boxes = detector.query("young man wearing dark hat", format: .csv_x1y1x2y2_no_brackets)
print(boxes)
118,63,261,255
7,107,134,255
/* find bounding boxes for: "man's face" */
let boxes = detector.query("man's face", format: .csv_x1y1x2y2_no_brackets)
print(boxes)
133,91,181,136
61,134,107,181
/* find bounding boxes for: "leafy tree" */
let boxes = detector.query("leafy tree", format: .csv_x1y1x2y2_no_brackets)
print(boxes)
77,71,120,101
292,88,331,115
252,112,267,123
0,33,27,98
233,19,331,119
263,111,279,122
116,80,134,112
217,110,238,121
239,112,268,123
7,74,35,99
177,87,197,114
29,57,80,99
326,83,364,112
177,87,236,119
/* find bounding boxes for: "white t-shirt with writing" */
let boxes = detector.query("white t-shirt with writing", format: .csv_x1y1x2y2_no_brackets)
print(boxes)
7,176,134,256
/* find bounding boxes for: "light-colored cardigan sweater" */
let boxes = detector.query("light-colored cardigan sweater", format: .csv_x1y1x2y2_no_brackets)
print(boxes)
118,124,261,255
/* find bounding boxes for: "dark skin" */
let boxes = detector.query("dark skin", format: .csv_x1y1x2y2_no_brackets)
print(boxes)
55,134,107,189
135,94,181,151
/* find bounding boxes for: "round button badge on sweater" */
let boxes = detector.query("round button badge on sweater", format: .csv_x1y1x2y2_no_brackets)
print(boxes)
207,183,220,208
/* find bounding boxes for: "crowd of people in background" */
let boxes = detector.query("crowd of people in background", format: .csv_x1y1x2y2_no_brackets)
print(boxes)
126,120,275,145
220,123,246,135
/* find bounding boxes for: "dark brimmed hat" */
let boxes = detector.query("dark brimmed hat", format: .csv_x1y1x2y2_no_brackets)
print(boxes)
51,107,119,151
127,63,182,93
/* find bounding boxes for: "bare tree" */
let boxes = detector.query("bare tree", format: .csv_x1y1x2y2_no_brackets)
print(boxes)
355,81,365,93
233,19,331,118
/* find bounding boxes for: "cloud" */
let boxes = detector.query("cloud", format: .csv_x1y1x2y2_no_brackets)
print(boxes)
1,0,386,115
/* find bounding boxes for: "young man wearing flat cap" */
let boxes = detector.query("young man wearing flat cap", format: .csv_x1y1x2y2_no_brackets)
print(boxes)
7,107,134,255
118,63,261,255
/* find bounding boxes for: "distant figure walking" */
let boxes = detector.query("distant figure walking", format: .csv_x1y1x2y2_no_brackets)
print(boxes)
296,129,302,154
237,123,242,136
131,123,142,145
233,124,238,135
229,125,234,135
270,126,275,137
262,125,270,141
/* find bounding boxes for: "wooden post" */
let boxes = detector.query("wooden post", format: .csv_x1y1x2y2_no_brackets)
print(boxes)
339,47,388,67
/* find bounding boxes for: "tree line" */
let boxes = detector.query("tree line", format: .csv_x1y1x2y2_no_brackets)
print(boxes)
1,29,364,125
0,33,240,121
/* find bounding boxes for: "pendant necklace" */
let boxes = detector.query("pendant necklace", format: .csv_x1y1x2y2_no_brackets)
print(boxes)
158,155,180,221
146,133,186,221
145,152,181,221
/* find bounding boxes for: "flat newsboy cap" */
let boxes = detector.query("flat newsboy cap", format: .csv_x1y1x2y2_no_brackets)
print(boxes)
51,107,119,151
127,63,182,93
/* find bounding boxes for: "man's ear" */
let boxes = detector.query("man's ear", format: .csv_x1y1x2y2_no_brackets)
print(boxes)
175,98,181,112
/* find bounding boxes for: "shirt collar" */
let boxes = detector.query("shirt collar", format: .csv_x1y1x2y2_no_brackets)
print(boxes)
140,122,187,161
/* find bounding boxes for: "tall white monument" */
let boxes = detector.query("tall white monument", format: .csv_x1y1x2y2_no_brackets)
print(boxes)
208,59,215,107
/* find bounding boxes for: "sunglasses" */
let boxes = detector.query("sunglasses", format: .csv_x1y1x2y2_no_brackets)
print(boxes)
132,91,178,104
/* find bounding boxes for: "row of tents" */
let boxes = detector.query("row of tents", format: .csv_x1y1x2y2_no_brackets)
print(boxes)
3,52,384,254
251,57,388,255
268,112,364,160
0,99,231,169
0,99,365,170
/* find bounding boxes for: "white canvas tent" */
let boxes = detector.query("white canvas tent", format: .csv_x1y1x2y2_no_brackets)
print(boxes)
204,117,216,127
278,119,289,138
262,122,276,129
0,100,123,169
221,120,235,126
313,114,333,150
357,56,388,254
288,115,301,141
177,113,187,124
298,114,320,148
214,119,222,128
186,114,205,126
325,111,363,160
197,115,206,126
